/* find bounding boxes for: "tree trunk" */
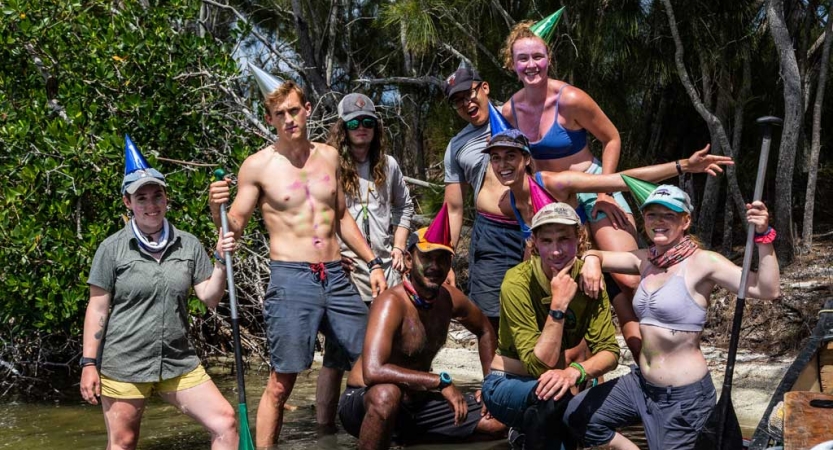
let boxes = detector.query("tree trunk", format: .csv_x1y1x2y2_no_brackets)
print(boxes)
800,13,832,252
290,0,332,108
723,53,753,255
647,88,668,161
324,0,341,88
767,0,803,265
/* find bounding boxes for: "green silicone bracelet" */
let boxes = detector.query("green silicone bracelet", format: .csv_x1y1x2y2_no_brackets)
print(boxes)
569,362,587,386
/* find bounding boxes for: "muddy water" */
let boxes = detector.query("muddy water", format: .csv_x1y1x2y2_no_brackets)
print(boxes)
0,364,649,449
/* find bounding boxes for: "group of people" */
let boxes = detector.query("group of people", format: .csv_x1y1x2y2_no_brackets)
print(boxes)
80,14,781,450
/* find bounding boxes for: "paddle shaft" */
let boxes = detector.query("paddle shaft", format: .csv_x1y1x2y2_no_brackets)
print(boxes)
218,203,248,406
722,121,776,390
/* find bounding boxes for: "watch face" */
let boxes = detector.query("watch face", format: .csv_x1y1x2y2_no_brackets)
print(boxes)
550,310,565,320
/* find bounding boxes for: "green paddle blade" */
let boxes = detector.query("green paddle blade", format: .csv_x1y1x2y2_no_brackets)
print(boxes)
530,7,565,44
238,403,255,450
621,174,658,206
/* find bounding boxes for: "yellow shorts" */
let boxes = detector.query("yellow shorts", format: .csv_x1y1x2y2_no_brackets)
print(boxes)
100,364,211,399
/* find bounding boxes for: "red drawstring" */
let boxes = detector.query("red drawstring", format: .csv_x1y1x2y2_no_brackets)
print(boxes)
310,262,327,283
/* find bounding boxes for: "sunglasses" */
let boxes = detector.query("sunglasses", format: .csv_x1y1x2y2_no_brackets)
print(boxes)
345,117,377,130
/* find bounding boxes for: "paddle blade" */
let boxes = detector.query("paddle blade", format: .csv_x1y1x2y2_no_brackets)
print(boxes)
621,174,658,206
238,403,255,450
696,393,743,450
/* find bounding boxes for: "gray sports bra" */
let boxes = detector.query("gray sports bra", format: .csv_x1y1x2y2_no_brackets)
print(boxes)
633,258,706,332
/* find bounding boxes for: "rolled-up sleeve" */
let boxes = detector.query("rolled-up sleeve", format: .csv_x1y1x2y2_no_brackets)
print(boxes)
584,290,621,359
388,156,414,231
500,279,551,378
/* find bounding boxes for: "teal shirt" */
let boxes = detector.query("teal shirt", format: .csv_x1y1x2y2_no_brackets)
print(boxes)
497,257,620,378
87,223,213,383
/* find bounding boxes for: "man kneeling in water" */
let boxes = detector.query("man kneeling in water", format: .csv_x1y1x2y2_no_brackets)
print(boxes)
338,205,506,449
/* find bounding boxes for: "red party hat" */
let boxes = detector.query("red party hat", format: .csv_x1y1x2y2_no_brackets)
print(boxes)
529,176,556,213
423,202,452,250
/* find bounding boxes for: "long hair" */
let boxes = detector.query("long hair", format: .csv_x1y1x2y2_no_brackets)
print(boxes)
327,118,388,198
500,20,555,73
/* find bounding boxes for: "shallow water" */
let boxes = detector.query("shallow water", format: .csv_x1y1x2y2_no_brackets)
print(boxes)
0,364,649,449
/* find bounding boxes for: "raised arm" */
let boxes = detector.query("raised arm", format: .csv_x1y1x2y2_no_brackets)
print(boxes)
539,144,732,200
449,285,497,377
582,249,644,275
209,156,262,238
700,201,780,300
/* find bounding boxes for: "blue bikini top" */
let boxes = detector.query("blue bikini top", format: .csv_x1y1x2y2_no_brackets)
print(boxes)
511,84,587,160
508,172,587,240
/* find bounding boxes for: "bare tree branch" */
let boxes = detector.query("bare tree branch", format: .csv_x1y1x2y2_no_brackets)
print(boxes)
490,0,515,29
352,76,443,88
23,43,69,122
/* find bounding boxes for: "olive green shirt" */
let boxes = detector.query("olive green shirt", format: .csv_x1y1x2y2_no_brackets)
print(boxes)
87,223,213,383
497,257,620,378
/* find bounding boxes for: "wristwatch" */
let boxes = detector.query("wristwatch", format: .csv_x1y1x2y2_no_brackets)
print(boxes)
79,357,97,368
367,256,383,271
437,371,453,390
548,309,566,320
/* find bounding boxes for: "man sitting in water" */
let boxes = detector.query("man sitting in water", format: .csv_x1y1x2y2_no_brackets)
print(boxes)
337,204,507,449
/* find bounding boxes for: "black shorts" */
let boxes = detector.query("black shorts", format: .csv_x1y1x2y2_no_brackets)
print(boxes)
338,385,482,443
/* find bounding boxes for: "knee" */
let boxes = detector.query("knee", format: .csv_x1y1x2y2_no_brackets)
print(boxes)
209,403,238,439
110,430,139,450
265,378,292,406
363,384,402,419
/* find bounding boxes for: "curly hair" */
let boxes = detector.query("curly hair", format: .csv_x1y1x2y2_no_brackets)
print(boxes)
500,20,554,72
327,118,388,198
528,221,591,257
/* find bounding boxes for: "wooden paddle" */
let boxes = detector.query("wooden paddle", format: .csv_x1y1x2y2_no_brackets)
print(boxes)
214,168,255,450
695,116,783,450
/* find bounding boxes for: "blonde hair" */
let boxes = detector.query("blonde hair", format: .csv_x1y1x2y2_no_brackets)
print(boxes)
528,222,590,257
265,81,307,112
500,21,554,71
327,118,389,198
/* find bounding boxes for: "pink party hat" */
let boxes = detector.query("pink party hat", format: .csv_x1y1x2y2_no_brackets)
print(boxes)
529,176,556,213
422,202,453,251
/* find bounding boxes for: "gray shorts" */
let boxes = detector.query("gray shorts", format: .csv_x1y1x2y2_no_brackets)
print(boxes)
468,213,525,318
563,366,716,450
264,261,367,373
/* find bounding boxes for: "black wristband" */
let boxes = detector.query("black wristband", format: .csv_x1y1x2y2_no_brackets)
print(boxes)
79,357,97,367
213,250,226,265
367,256,383,270
676,160,683,175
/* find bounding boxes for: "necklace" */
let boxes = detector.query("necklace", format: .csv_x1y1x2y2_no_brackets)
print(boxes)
402,276,434,309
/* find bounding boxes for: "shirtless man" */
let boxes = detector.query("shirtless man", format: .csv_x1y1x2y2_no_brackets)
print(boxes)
443,66,523,334
209,80,386,449
337,223,506,449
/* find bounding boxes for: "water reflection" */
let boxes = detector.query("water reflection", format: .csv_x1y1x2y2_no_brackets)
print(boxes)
0,364,649,449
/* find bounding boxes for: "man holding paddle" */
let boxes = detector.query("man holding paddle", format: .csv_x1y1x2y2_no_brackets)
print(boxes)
209,71,385,448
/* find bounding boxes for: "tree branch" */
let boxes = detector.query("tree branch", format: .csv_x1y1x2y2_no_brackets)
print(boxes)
23,43,69,122
352,76,443,88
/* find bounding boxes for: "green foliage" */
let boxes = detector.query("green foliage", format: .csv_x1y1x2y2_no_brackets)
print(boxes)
0,0,256,335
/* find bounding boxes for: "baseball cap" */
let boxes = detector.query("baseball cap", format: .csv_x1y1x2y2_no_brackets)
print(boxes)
407,227,455,255
640,184,693,214
530,202,581,230
338,93,378,122
122,168,167,195
443,67,483,99
483,129,531,154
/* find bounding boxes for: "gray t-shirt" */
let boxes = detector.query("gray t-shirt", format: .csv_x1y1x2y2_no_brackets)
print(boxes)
87,223,213,383
443,122,491,200
340,155,415,301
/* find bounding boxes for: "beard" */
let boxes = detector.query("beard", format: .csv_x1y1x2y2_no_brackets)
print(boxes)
410,268,443,299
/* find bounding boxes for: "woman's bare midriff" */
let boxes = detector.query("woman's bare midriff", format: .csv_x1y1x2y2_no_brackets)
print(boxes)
638,324,709,387
532,146,594,174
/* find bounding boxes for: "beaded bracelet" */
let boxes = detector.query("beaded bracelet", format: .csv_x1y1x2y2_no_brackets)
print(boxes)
753,226,777,245
569,362,587,386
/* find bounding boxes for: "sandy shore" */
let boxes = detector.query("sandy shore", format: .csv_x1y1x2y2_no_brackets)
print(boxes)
437,329,792,433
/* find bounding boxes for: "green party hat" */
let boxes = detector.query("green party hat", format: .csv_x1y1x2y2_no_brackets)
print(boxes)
621,175,658,206
530,6,565,44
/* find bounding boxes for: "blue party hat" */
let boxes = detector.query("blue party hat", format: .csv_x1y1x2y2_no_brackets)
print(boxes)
122,134,166,194
124,134,151,175
248,62,284,101
488,102,513,136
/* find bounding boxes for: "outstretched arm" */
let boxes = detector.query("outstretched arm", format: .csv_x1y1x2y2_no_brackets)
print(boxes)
539,144,733,199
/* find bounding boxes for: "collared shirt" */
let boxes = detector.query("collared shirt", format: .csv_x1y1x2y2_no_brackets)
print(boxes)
340,155,415,301
87,223,213,383
443,122,491,201
497,256,620,378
